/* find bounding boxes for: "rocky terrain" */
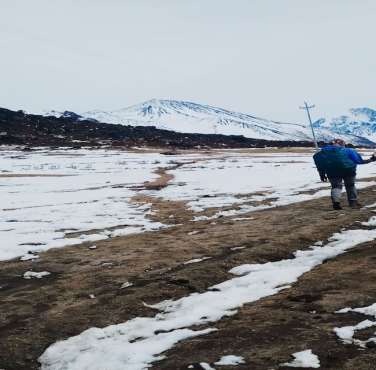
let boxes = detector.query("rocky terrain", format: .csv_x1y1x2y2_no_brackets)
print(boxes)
0,107,325,149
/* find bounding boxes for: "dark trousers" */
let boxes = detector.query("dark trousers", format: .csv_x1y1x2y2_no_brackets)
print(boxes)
328,175,357,204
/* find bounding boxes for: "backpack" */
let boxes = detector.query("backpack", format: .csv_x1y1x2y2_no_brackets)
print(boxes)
313,147,356,177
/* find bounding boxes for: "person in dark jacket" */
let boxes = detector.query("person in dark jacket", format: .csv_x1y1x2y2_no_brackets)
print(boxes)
313,138,376,210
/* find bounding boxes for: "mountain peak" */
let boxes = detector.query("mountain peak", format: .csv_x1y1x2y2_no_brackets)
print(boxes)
39,99,376,146
349,107,376,121
313,107,376,143
78,99,372,146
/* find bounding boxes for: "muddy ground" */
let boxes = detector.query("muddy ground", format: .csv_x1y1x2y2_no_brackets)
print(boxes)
2,182,376,369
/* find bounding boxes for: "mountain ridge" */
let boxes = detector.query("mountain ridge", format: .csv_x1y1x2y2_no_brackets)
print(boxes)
0,106,326,149
313,107,376,143
42,99,376,146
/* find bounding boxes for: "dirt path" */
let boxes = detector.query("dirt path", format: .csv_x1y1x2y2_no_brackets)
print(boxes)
2,186,376,369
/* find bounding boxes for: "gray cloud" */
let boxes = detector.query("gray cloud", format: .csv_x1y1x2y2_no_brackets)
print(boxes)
1,0,375,122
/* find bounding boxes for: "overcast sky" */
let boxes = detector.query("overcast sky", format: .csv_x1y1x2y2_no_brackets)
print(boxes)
1,0,375,122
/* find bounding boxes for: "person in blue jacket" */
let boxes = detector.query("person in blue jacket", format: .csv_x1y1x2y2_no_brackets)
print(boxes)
313,138,376,210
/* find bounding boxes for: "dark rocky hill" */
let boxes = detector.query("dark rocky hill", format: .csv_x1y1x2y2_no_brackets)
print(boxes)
0,107,320,149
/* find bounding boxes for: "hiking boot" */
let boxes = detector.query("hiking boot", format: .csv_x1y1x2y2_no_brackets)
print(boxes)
333,202,342,210
349,200,362,209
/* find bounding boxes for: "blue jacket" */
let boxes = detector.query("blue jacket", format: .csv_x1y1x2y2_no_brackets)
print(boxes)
322,145,367,165
313,145,368,177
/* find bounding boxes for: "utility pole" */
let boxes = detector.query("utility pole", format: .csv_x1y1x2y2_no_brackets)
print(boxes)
300,101,319,151
213,123,218,135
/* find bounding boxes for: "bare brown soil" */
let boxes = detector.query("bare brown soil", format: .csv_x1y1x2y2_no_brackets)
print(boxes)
2,186,376,369
144,168,175,191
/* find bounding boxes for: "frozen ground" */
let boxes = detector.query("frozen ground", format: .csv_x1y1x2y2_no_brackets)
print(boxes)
39,216,376,369
0,148,192,260
156,150,376,215
3,153,376,370
2,147,376,261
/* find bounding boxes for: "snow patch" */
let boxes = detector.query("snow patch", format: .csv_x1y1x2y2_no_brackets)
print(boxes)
184,257,211,265
214,355,245,366
120,282,133,289
281,349,320,368
23,271,50,279
20,253,39,261
362,216,376,227
188,230,200,235
200,363,215,370
334,303,376,347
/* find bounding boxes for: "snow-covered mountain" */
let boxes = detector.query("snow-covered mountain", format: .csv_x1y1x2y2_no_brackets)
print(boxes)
313,108,376,143
44,99,375,146
80,99,311,140
40,110,83,121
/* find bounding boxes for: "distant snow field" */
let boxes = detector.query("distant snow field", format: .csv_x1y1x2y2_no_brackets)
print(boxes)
0,147,187,260
1,147,376,261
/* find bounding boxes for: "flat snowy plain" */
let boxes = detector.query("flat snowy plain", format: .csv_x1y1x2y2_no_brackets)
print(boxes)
2,146,376,261
0,148,192,260
2,146,376,370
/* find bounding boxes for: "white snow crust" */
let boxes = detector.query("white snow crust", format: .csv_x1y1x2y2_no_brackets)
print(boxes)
23,271,50,279
184,257,211,265
156,152,376,216
281,349,320,368
0,148,194,260
334,303,376,347
214,355,245,365
199,363,215,370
